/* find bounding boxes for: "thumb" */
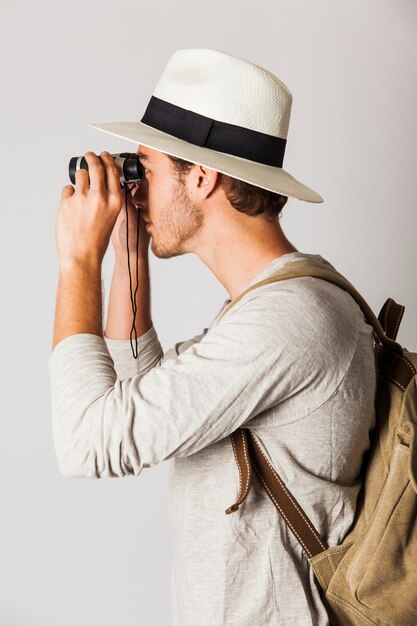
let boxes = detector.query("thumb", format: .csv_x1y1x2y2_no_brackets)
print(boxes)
61,184,75,201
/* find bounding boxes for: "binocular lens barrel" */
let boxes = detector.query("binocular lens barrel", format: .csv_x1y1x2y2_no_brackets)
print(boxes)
69,152,145,186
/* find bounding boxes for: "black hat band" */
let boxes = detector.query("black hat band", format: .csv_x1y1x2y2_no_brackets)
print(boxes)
141,96,286,168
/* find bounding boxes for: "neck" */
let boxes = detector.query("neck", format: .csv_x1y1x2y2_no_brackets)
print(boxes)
192,210,299,301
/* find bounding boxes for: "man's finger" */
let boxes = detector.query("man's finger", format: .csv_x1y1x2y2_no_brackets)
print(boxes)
100,151,121,195
84,152,105,194
61,185,75,200
74,168,89,194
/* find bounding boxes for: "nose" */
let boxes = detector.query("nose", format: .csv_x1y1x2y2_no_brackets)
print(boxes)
130,177,148,210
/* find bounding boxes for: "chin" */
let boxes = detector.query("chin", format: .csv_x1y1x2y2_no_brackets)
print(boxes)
152,242,186,260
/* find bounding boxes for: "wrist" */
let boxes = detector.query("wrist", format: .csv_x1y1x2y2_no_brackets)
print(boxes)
114,249,149,268
59,256,102,275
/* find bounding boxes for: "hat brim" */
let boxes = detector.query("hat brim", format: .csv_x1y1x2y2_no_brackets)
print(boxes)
88,121,323,203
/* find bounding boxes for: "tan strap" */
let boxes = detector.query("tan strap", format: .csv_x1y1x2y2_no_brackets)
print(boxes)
216,258,403,356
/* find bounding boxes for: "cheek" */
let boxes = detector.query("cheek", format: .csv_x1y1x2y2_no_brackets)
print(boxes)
150,179,175,212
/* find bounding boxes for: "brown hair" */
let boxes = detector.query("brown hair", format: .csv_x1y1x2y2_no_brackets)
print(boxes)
167,154,288,222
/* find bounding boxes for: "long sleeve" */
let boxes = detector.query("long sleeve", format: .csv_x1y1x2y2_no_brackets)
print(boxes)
104,323,213,380
103,323,163,380
102,300,230,381
48,283,360,480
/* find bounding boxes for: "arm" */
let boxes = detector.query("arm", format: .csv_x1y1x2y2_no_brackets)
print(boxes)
103,253,164,380
103,252,229,379
49,286,359,479
52,260,103,350
105,254,152,340
103,180,163,378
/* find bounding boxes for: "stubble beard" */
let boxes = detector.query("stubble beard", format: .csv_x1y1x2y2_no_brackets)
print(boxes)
150,178,204,260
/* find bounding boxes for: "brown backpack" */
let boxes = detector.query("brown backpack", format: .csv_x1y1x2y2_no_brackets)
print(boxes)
219,257,417,626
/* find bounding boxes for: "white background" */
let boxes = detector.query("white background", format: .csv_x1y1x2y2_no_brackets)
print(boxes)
1,0,416,624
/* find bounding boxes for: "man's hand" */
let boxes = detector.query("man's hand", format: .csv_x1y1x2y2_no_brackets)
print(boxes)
110,182,151,258
56,151,124,270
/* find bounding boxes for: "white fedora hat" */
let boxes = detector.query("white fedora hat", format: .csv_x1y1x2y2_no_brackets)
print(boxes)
89,48,323,203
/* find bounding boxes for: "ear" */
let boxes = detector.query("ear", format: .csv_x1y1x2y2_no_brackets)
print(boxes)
188,164,220,200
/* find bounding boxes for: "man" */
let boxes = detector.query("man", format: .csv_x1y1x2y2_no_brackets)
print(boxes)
49,48,377,625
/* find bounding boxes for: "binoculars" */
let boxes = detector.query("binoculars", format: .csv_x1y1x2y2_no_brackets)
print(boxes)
69,152,145,187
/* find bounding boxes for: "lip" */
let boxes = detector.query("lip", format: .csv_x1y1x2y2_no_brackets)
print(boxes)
145,222,152,230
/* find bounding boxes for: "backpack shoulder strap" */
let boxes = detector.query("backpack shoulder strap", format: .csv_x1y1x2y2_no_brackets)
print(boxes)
216,258,403,356
233,428,329,559
377,297,405,341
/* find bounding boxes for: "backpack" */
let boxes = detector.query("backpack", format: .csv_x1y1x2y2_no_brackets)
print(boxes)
218,257,417,626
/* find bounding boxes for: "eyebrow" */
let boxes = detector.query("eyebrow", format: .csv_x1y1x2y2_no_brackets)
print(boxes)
137,151,150,162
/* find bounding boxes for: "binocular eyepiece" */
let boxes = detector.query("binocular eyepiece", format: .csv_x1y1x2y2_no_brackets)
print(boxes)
69,152,145,186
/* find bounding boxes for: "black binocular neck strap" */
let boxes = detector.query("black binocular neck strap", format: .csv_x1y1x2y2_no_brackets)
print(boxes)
124,183,140,359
